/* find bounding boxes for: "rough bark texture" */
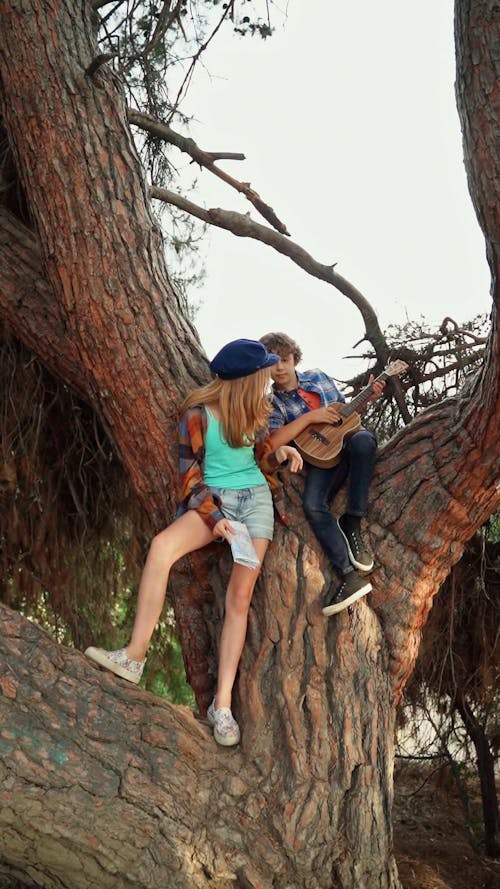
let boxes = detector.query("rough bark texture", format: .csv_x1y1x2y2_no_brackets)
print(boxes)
0,0,206,525
0,1,498,887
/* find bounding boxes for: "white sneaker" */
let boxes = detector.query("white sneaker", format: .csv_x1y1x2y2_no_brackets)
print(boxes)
85,646,145,684
207,699,240,746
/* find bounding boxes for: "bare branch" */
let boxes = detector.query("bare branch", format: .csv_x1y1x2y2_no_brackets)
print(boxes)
143,1,182,58
150,185,366,309
127,108,242,167
128,108,289,234
98,3,127,34
169,1,236,115
204,152,246,162
149,185,413,420
85,52,118,76
439,316,488,344
154,185,415,421
416,355,485,383
92,0,117,8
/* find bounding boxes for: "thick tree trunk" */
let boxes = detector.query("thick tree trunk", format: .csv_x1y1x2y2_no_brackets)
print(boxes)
0,1,498,887
0,0,207,526
0,596,402,889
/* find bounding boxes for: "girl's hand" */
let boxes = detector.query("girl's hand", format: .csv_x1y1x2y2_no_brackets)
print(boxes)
212,518,236,541
276,445,303,473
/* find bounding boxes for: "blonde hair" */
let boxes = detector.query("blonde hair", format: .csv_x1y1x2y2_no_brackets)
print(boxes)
181,368,272,447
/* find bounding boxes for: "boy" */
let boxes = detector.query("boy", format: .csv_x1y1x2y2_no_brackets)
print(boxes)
260,332,384,616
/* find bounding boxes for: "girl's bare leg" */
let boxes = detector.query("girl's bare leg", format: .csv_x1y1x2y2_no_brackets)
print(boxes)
127,511,214,661
215,538,269,710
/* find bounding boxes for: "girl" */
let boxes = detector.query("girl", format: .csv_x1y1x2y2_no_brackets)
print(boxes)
85,338,302,746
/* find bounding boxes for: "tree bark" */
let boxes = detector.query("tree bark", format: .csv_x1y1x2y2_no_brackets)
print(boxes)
0,1,499,887
0,0,206,527
0,207,87,398
455,692,500,858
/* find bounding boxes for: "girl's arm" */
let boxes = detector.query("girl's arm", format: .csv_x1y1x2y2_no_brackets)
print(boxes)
177,407,225,531
255,431,302,526
255,432,302,474
254,430,282,475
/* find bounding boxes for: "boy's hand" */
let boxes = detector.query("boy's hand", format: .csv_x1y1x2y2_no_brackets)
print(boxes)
309,404,342,425
276,445,303,473
368,375,385,402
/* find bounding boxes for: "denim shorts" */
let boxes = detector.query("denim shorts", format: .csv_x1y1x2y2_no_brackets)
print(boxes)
209,484,274,540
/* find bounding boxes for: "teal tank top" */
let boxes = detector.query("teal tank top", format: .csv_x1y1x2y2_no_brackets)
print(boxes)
203,409,266,489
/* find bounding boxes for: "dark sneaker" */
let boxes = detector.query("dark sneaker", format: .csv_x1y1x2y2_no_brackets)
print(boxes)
338,514,374,572
322,571,372,617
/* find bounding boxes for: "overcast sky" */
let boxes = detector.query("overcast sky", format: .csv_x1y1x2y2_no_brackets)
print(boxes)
174,0,490,380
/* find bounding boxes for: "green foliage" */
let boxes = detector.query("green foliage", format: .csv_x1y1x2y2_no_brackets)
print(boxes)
146,622,196,705
485,512,500,543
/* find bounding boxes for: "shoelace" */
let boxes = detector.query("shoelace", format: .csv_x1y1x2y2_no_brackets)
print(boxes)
349,530,365,555
216,711,238,733
112,650,142,671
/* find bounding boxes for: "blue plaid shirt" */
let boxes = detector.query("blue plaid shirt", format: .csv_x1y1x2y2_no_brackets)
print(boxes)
268,368,346,430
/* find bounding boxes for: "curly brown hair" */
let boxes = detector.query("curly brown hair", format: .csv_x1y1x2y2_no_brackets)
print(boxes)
259,332,302,363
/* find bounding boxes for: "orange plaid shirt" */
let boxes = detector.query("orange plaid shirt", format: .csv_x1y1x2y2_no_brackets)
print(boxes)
176,405,288,529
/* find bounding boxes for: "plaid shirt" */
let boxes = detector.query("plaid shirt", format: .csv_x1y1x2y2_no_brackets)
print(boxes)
176,405,286,529
268,368,346,430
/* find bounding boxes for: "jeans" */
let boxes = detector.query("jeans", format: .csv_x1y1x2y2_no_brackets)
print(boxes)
302,429,377,574
209,484,274,540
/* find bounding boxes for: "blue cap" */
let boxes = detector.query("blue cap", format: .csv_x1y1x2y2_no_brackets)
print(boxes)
210,338,279,380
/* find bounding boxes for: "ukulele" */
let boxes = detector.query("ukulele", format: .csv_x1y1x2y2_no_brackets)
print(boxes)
293,359,408,468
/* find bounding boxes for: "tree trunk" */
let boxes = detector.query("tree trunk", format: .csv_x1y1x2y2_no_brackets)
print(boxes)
456,693,500,858
0,1,498,887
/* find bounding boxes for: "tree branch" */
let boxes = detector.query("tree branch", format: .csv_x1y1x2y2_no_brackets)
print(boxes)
149,186,373,325
169,0,236,116
0,600,252,886
205,151,246,162
142,0,182,58
113,1,184,71
150,183,413,422
439,316,488,345
85,52,118,77
127,108,289,235
92,0,121,8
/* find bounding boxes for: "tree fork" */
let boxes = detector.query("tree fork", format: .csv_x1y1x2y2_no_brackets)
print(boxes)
0,0,499,886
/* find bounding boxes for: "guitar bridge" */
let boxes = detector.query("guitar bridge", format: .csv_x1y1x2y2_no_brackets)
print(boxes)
310,429,329,445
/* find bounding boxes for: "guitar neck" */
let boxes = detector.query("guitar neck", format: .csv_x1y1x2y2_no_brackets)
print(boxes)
340,371,389,417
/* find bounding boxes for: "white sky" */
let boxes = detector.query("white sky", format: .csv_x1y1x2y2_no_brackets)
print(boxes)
175,0,490,380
